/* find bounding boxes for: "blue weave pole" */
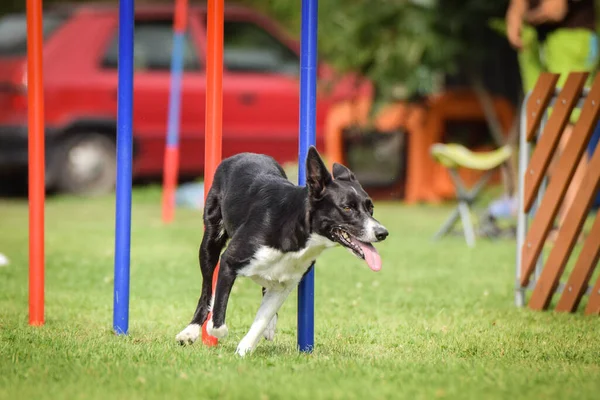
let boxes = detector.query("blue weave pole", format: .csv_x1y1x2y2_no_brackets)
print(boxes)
297,0,318,353
166,33,185,148
113,0,135,335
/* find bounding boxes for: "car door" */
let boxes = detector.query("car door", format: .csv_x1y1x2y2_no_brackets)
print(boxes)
222,19,302,164
203,16,302,165
99,16,206,177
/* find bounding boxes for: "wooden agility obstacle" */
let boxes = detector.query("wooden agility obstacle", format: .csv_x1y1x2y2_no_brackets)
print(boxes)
516,72,600,315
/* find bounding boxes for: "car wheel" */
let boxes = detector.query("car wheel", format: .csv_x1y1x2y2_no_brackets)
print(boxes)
0,169,28,197
55,133,117,196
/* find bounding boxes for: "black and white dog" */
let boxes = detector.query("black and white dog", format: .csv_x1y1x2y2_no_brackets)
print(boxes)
176,146,388,356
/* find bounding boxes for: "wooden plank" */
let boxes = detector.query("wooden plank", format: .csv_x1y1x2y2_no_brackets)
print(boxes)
524,73,588,212
520,73,600,286
585,267,600,315
526,73,560,142
528,143,600,310
555,214,600,312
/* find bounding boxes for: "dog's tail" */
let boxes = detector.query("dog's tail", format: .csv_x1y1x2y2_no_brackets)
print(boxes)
191,187,228,326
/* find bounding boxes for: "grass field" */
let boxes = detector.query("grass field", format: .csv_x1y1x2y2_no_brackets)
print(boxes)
1,186,599,400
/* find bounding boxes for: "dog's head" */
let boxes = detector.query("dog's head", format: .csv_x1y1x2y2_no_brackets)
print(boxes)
305,146,388,271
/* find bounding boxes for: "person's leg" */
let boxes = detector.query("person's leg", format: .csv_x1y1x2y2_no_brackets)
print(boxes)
589,123,600,210
543,29,598,240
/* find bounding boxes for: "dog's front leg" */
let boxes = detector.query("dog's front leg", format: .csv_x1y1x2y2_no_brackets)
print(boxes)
235,282,297,357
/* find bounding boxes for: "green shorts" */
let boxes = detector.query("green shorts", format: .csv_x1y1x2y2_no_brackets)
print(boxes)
519,26,599,122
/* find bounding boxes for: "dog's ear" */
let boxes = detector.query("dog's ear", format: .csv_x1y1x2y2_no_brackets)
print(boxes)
306,146,331,198
332,163,357,182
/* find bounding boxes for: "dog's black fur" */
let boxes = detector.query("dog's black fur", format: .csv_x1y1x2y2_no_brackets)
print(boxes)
177,146,388,355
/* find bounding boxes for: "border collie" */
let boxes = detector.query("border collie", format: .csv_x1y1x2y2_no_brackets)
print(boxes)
176,146,388,356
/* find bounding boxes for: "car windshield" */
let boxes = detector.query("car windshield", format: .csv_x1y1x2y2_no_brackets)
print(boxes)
0,13,67,57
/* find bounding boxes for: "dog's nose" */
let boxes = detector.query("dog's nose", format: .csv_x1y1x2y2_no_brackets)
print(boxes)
375,226,389,241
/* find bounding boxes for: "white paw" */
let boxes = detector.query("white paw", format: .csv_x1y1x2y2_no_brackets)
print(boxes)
176,324,200,345
206,319,228,339
263,314,277,341
235,340,255,357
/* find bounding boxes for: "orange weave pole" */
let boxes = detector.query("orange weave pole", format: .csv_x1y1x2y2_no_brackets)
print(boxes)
201,0,224,346
27,0,45,326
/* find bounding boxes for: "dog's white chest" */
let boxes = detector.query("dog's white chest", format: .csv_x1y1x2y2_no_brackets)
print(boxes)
238,234,335,289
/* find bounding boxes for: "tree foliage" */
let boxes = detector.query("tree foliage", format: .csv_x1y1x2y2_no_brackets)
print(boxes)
317,0,510,101
243,0,510,102
1,0,509,103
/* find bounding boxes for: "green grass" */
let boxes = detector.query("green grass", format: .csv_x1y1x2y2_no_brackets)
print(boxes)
1,186,599,400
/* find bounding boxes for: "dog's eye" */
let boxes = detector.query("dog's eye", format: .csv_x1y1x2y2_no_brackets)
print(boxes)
342,205,352,212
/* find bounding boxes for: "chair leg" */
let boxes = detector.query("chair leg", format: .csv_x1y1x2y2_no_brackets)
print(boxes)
464,170,494,205
433,207,461,241
458,201,476,247
435,169,492,246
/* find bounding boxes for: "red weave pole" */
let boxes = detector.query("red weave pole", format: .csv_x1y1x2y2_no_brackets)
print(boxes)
161,0,189,223
27,0,45,326
201,0,224,346
161,147,179,223
174,0,188,32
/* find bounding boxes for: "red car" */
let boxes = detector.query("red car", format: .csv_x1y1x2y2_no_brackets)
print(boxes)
0,3,368,195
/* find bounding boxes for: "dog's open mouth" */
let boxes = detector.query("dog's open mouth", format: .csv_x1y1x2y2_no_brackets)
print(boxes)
332,227,382,272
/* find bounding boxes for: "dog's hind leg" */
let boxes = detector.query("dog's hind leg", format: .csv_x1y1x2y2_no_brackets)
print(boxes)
176,191,228,345
206,252,237,339
262,287,278,341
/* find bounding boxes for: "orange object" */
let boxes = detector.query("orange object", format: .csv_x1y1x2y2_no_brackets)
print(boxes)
161,147,179,223
521,73,600,290
324,89,514,203
515,72,600,315
174,0,188,32
201,0,224,347
27,0,45,326
424,90,514,202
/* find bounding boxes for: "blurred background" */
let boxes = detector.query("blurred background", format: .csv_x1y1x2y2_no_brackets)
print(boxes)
0,0,597,204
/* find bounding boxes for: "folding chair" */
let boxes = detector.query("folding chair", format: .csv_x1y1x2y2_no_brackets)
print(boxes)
430,143,512,247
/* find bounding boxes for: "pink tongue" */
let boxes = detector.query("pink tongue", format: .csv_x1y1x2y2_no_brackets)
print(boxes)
355,240,382,271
